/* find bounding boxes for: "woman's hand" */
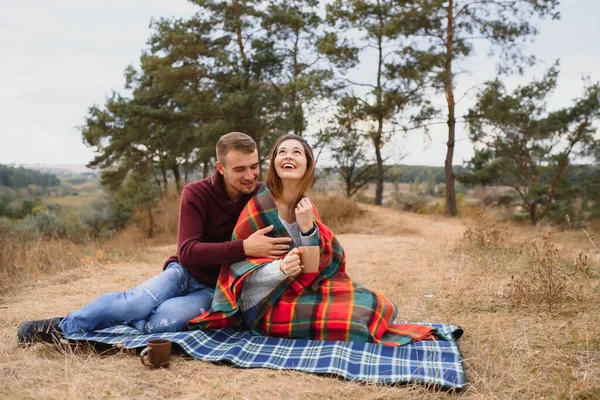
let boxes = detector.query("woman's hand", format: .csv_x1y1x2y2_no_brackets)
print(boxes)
295,197,314,233
280,248,303,277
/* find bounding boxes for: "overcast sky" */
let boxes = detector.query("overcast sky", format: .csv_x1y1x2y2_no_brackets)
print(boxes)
1,0,598,167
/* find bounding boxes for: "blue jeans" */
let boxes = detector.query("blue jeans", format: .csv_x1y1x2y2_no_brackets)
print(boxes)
59,262,214,335
242,303,260,328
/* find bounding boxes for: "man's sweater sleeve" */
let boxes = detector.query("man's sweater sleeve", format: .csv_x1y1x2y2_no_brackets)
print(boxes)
177,187,246,269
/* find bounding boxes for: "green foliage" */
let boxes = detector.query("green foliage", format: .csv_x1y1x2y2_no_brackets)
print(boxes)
484,193,517,207
316,100,377,198
0,217,13,234
457,149,502,186
465,65,600,224
409,0,561,216
0,198,44,219
386,165,467,185
426,169,436,196
114,171,162,238
81,0,336,190
262,0,335,136
0,164,60,189
325,0,438,205
79,195,124,237
0,169,159,240
17,210,66,239
67,176,90,185
391,192,428,213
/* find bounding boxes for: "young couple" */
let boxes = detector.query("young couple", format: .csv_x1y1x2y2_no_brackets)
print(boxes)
18,132,433,346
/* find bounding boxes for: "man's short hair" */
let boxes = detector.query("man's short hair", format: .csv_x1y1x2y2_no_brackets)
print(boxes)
216,132,257,164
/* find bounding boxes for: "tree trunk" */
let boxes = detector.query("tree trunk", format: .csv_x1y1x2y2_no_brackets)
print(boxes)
529,202,538,225
444,123,457,216
203,159,209,179
160,167,168,194
444,0,458,217
183,158,189,184
539,160,571,221
171,164,182,194
374,17,384,206
256,137,266,182
146,204,155,238
344,168,353,198
374,135,384,205
153,172,163,196
292,30,303,136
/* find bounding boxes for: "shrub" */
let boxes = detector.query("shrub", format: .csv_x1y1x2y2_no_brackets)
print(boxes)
462,221,511,251
484,193,516,206
0,216,13,234
507,235,569,311
16,210,66,239
114,172,162,238
459,223,597,312
418,193,465,215
394,192,428,213
546,199,585,229
80,195,124,237
354,189,374,204
63,213,91,243
311,192,365,233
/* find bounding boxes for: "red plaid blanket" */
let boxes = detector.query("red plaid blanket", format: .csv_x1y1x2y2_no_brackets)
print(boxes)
188,187,434,346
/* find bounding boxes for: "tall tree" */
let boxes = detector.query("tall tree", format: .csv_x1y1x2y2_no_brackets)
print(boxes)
145,15,236,182
411,0,560,216
464,66,600,224
326,0,437,205
318,96,377,198
82,0,290,188
80,93,166,193
262,0,334,136
172,0,288,169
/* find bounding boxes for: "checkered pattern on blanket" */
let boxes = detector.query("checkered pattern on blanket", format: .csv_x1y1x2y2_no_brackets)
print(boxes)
64,322,466,390
188,186,435,346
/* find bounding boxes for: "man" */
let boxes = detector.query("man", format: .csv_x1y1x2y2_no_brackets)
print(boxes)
18,132,292,345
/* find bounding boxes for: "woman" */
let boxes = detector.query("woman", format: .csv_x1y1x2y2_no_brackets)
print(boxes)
188,134,435,346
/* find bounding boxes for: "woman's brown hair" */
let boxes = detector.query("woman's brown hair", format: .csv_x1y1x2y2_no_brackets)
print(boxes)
266,134,316,206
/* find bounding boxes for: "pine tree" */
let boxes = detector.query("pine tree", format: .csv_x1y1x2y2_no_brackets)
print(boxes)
411,0,560,216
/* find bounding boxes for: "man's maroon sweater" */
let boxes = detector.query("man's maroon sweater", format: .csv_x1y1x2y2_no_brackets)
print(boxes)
163,172,262,287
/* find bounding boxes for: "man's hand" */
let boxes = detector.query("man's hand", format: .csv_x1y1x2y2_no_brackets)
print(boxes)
243,225,292,259
279,248,303,277
294,197,314,233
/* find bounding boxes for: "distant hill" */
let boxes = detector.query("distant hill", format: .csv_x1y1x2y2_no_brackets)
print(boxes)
385,164,468,184
0,164,61,188
19,164,98,176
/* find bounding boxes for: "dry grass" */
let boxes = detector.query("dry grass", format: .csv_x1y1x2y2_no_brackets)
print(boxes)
42,192,100,210
1,204,600,399
0,233,144,295
0,195,182,294
310,192,366,233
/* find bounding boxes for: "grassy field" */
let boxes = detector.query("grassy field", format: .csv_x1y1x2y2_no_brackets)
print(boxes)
1,204,599,399
42,192,101,216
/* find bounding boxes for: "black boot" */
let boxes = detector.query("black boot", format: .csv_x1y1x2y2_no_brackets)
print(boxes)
17,317,65,347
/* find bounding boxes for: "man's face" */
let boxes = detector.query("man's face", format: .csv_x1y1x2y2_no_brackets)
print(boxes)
216,149,260,201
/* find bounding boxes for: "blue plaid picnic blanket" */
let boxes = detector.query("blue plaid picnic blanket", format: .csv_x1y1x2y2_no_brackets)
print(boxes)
65,322,465,389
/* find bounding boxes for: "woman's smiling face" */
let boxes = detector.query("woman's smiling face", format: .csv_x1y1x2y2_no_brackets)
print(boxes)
274,139,307,181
